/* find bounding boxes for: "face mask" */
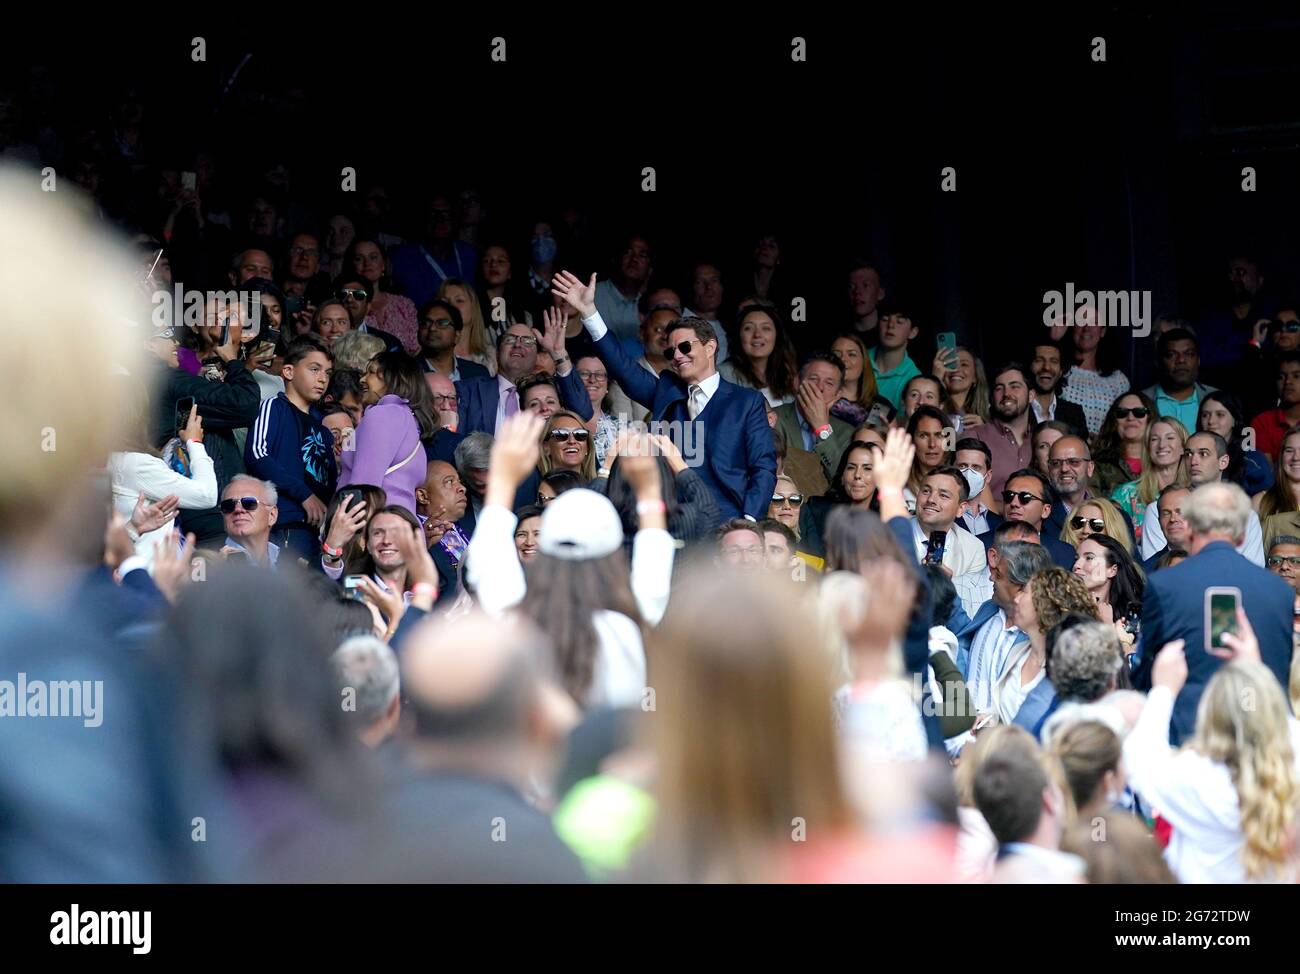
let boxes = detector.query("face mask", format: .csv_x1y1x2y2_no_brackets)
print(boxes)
962,467,985,498
531,236,558,265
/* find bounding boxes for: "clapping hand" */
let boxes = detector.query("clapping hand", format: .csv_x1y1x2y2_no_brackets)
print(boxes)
871,427,915,493
131,492,180,535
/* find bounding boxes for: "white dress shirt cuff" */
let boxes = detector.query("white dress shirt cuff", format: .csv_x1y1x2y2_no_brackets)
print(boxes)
581,310,609,342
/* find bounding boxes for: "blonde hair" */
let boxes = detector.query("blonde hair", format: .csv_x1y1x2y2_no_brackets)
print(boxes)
954,724,1037,807
815,570,905,686
0,166,142,540
538,410,597,481
1060,496,1134,553
437,279,492,364
648,569,852,882
1135,417,1190,506
1191,660,1300,880
331,330,384,371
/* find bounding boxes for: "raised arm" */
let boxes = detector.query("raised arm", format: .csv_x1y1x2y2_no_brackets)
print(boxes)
465,412,546,615
617,433,675,625
553,270,659,408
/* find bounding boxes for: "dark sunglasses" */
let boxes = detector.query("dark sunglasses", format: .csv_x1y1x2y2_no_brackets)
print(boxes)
337,288,368,301
772,493,804,506
219,496,261,514
1284,322,1300,334
1071,516,1106,532
1002,490,1043,505
547,428,591,443
673,339,700,356
1114,406,1149,419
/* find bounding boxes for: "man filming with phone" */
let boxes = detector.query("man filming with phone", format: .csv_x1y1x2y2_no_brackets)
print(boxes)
909,466,988,598
1132,481,1295,743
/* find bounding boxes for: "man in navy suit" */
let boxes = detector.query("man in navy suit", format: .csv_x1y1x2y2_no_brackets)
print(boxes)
456,321,592,436
553,270,776,520
1133,482,1294,744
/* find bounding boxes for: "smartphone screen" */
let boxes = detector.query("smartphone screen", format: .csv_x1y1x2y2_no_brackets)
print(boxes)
1207,589,1240,650
343,575,366,602
924,530,947,567
181,171,197,191
174,396,195,433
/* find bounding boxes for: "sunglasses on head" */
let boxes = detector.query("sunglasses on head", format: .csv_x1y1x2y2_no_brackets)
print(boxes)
1114,406,1149,419
1002,490,1042,505
338,288,368,301
547,428,590,443
1071,516,1106,532
772,493,804,506
219,496,261,514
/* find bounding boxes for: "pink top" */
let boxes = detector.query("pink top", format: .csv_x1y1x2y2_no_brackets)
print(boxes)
372,292,420,355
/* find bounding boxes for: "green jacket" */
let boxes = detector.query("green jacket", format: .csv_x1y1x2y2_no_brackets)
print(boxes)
775,404,854,482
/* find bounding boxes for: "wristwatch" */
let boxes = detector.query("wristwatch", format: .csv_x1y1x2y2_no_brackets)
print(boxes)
814,423,833,442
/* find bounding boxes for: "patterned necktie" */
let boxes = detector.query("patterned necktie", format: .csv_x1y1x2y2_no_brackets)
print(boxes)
688,384,704,420
504,384,519,418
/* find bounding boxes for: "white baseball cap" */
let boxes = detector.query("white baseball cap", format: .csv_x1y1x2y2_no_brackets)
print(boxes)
538,489,624,560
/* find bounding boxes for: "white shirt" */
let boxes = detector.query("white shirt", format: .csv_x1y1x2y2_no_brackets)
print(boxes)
686,371,721,418
1140,497,1265,565
966,607,1024,713
992,648,1046,725
465,504,675,709
109,444,218,568
1124,685,1300,883
494,372,519,435
909,519,987,578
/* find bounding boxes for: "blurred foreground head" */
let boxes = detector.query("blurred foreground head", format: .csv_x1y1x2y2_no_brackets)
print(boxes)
0,165,142,556
647,569,851,882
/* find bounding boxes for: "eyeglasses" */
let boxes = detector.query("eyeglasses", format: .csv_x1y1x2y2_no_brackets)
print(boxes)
772,493,804,507
219,496,262,514
1268,555,1300,569
720,545,763,558
547,428,591,443
422,316,457,330
577,370,607,382
1283,323,1300,334
1002,490,1043,505
1070,516,1106,532
432,394,458,406
1114,407,1149,419
502,334,538,349
289,246,320,258
1047,457,1088,469
337,288,368,302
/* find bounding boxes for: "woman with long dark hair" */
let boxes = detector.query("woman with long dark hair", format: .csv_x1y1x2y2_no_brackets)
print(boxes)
338,351,438,515
1199,390,1275,496
1091,390,1157,494
718,303,798,407
1071,533,1145,654
798,440,880,561
466,414,676,709
346,237,419,354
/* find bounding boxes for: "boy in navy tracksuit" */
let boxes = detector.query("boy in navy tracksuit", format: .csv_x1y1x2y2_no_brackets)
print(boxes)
245,334,338,563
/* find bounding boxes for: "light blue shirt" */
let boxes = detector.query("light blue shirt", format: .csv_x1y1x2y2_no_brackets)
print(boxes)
966,608,1025,712
593,278,644,344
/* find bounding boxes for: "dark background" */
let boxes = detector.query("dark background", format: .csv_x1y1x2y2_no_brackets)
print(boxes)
6,6,1299,385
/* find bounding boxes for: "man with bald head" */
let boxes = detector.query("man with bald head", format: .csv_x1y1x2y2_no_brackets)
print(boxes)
230,247,274,287
416,458,473,606
1045,434,1138,545
369,612,587,881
